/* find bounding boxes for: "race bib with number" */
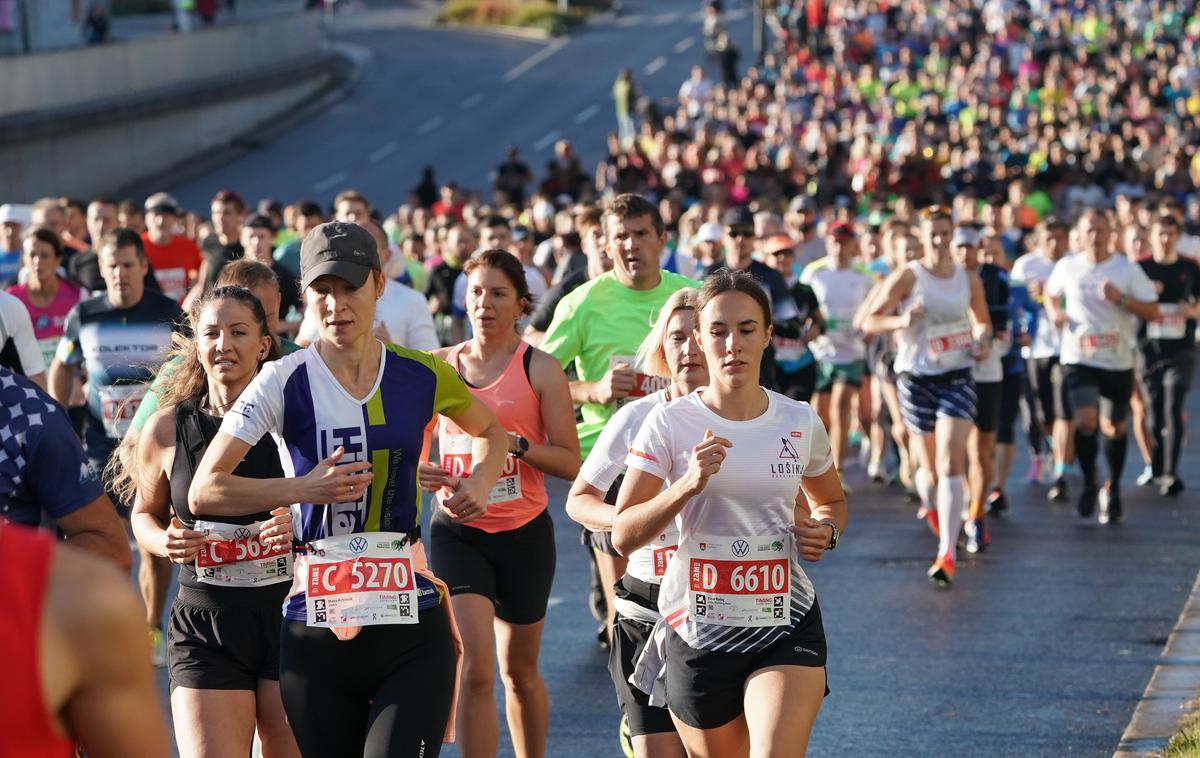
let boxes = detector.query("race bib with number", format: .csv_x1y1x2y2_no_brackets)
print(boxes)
611,355,669,409
440,432,522,504
98,383,146,439
1147,304,1187,340
1079,329,1121,361
926,319,973,366
684,534,791,628
652,541,678,582
193,519,292,588
305,533,418,628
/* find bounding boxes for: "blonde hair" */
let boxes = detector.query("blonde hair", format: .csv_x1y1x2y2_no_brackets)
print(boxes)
635,288,700,378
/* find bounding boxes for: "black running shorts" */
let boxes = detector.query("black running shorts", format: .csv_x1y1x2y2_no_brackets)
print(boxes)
167,588,285,691
664,599,828,730
429,509,556,625
608,575,676,737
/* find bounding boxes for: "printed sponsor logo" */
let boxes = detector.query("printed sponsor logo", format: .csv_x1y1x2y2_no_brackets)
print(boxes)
349,536,369,554
732,539,750,557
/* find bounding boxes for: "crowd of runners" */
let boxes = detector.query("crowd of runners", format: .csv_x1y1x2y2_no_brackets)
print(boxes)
4,0,1200,755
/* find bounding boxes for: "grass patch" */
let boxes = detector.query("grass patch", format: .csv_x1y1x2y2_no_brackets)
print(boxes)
437,0,605,35
1166,700,1200,757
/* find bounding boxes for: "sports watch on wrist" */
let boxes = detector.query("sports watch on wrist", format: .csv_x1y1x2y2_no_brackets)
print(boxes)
821,521,840,551
512,434,530,459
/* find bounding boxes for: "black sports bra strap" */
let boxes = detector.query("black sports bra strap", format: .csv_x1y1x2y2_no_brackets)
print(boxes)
175,399,211,474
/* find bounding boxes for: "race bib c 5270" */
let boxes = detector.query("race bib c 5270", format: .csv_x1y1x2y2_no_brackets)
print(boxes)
305,533,418,628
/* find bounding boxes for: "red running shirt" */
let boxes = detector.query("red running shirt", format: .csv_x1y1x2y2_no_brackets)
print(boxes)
0,522,73,758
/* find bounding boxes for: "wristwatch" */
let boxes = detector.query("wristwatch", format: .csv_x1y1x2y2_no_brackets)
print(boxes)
512,434,530,459
821,521,840,551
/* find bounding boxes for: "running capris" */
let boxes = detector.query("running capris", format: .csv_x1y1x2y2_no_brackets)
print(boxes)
279,609,456,758
1028,356,1071,424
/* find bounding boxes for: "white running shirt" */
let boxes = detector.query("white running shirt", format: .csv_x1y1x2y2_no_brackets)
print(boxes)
1045,252,1157,371
893,262,974,377
801,263,875,364
626,389,832,653
1010,252,1061,359
580,390,679,585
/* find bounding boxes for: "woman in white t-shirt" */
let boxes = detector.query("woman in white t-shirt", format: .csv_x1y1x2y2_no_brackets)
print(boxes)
612,270,846,758
566,288,703,758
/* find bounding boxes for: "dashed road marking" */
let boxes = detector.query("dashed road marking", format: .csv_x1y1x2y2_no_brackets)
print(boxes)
313,171,347,193
461,92,485,110
673,36,694,54
614,13,643,27
653,11,679,24
643,56,667,76
534,130,561,152
368,142,397,163
503,38,568,83
574,104,600,124
417,116,444,135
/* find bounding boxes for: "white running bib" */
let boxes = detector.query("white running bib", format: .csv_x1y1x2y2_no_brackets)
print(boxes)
304,533,418,628
926,319,973,367
611,355,669,409
441,432,522,504
683,533,791,628
193,520,292,587
98,384,146,439
1147,304,1187,340
1078,329,1121,363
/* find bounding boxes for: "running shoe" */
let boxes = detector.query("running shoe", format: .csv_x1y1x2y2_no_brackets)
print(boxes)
917,505,940,537
1048,476,1070,503
1024,455,1042,484
964,518,990,554
986,487,1008,515
1136,465,1156,487
927,553,955,589
619,714,634,758
150,627,167,668
1075,485,1097,518
867,457,885,483
1161,478,1186,498
1098,485,1123,525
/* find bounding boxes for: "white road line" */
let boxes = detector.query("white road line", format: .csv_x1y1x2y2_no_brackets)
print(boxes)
547,597,564,608
534,130,561,152
687,10,703,21
460,92,485,110
416,116,444,135
643,56,667,76
368,142,397,163
653,11,679,24
727,8,748,20
673,36,694,54
574,104,600,124
503,38,568,83
313,171,346,194
614,13,643,27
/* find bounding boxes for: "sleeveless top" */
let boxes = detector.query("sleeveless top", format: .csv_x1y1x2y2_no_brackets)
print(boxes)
0,523,73,758
169,399,288,603
894,261,974,376
437,341,548,533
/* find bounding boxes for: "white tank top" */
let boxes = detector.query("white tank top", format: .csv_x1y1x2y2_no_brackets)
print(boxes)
893,261,974,376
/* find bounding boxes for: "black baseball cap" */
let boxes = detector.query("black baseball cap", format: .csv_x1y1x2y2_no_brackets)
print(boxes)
300,221,380,291
723,206,754,229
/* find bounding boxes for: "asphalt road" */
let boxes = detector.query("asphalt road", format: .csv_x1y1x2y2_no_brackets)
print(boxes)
166,0,754,211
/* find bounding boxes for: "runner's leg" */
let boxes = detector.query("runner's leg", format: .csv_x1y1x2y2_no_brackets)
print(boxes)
495,618,550,758
453,593,501,758
253,679,300,758
936,416,971,559
170,688,257,758
743,666,825,758
670,713,749,758
595,551,628,647
831,380,853,471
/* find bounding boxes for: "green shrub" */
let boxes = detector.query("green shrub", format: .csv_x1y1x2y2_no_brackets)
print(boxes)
438,0,591,33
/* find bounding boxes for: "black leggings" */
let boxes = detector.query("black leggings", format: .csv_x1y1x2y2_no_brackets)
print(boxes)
1143,350,1195,478
280,609,456,757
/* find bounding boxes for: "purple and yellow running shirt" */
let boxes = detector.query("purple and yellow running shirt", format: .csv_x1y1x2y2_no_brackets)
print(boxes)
222,342,473,621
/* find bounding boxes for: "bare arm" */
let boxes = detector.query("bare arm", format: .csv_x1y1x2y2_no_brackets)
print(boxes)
55,496,132,572
967,275,993,339
858,269,917,335
565,479,617,532
130,409,207,563
48,358,73,407
48,547,171,758
792,465,848,562
522,350,581,481
439,396,509,523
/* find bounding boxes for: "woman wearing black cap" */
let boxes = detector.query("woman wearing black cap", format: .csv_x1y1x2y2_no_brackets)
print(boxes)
191,221,509,756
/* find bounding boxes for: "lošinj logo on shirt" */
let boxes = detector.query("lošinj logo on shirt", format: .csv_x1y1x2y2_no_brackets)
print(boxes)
771,436,804,477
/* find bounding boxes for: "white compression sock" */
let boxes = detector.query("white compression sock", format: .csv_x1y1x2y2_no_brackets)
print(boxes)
915,467,936,512
937,475,967,558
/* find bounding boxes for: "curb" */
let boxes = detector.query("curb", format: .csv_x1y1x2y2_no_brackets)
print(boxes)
114,38,372,202
1114,569,1200,757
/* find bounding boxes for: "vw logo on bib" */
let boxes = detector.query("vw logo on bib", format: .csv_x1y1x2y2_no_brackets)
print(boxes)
234,527,252,540
732,539,750,557
349,536,369,554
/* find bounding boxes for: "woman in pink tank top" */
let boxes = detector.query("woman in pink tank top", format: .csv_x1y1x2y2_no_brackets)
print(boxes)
5,229,82,367
422,249,580,758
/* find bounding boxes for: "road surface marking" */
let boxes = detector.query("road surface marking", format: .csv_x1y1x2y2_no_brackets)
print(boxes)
534,130,561,152
574,104,600,124
503,38,568,83
727,8,748,20
643,56,667,76
417,116,444,135
614,13,642,27
368,142,397,163
673,36,694,54
460,92,485,110
313,171,346,193
653,11,679,24
547,597,564,608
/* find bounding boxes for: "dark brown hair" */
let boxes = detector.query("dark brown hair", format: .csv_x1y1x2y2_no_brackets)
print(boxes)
606,193,665,236
696,269,772,328
462,249,534,316
23,226,63,259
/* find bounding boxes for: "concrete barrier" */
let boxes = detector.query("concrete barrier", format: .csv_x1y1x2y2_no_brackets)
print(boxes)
0,11,345,200
2,12,323,118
